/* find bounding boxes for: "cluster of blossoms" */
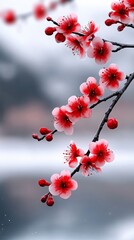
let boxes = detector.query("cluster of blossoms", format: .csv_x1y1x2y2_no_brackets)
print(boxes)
38,138,114,206
35,0,133,207
105,0,134,31
37,63,125,206
64,139,114,173
80,139,114,176
45,14,113,64
51,63,124,135
45,0,134,61
0,0,73,24
32,63,124,142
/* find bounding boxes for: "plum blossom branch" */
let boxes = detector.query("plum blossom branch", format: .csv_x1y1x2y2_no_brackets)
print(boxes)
71,72,134,177
92,74,134,142
71,33,134,53
34,64,127,141
72,32,134,52
45,15,134,61
38,0,134,206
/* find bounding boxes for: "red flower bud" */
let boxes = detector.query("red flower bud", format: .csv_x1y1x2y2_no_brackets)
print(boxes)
46,195,54,206
38,179,50,187
34,4,46,19
32,133,39,140
41,194,49,203
3,10,16,24
46,16,52,21
45,133,53,142
55,33,66,43
105,19,116,26
117,24,125,32
39,127,52,135
107,118,118,129
45,27,56,35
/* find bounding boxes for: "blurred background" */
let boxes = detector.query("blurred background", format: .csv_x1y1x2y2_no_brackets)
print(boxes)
0,0,134,239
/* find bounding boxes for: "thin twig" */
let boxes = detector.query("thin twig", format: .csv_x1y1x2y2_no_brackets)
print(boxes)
117,20,134,29
103,39,134,52
90,92,119,109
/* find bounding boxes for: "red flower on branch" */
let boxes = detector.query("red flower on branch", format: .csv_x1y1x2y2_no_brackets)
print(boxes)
81,21,99,47
87,37,113,64
66,95,91,123
66,35,85,57
64,141,85,168
80,77,104,104
56,13,81,35
89,139,114,167
124,0,134,23
80,155,101,176
49,170,78,199
124,0,134,7
52,106,74,135
99,63,125,90
109,1,130,23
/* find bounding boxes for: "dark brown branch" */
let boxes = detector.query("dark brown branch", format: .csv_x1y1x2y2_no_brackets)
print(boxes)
90,92,119,109
117,20,134,29
103,39,134,52
71,164,81,177
112,45,134,52
72,34,134,52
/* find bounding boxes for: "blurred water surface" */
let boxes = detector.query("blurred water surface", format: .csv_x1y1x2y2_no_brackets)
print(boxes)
0,133,134,240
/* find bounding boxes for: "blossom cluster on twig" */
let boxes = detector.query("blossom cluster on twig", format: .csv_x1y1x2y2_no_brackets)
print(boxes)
33,0,134,207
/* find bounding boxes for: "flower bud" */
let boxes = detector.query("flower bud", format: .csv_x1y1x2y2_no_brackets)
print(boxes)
39,127,52,135
107,118,118,129
46,195,54,206
41,194,49,203
32,133,39,140
105,19,116,26
45,133,53,141
3,10,16,24
38,179,50,187
55,33,66,43
117,24,125,32
46,16,52,21
45,27,56,35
